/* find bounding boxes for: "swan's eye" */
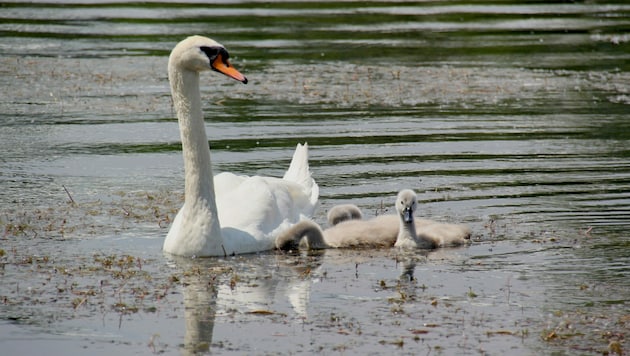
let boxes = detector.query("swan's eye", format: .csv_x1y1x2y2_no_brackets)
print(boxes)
201,46,232,69
200,46,220,59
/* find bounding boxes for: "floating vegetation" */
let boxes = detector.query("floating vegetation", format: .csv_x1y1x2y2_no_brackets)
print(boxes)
1,189,182,242
247,310,275,315
1,250,170,321
542,309,628,354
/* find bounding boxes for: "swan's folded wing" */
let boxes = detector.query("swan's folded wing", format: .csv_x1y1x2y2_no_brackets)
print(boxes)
214,173,316,238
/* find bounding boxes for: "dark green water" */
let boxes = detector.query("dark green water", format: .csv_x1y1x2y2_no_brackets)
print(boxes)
1,1,629,355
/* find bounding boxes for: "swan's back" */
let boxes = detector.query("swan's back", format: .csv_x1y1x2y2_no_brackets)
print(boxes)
323,219,397,248
214,174,314,230
416,222,471,247
213,143,318,245
327,204,363,226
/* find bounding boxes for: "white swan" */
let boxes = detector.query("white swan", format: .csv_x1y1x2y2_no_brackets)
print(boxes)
276,189,470,250
163,35,318,257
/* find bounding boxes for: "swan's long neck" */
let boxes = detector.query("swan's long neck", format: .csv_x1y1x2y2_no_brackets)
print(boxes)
396,213,419,247
170,68,215,201
169,65,222,239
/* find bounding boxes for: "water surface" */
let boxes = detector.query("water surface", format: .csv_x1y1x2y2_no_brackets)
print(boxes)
1,1,629,355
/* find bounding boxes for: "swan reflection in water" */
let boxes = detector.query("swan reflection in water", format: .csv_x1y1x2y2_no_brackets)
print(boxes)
166,245,468,354
166,252,321,354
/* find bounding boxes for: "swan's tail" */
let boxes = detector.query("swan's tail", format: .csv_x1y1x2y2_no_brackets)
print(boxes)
283,143,319,207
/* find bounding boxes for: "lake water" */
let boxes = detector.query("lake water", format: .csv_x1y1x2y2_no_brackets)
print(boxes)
1,1,629,355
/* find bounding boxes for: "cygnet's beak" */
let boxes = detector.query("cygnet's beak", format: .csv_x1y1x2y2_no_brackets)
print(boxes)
402,207,413,223
211,54,248,84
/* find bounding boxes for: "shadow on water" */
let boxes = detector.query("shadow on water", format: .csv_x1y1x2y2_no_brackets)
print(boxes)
1,1,629,355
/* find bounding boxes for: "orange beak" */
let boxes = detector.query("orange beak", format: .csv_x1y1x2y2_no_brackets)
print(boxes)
212,54,248,84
